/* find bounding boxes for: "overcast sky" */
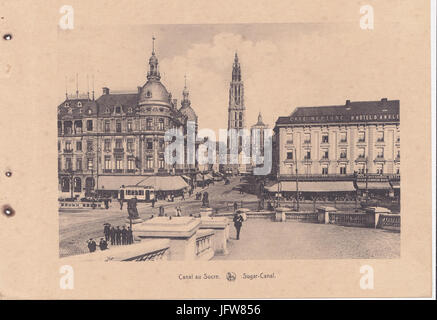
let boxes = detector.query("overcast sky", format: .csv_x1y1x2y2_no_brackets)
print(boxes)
57,23,405,135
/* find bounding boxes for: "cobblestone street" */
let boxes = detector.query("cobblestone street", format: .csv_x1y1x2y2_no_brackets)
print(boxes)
215,219,400,260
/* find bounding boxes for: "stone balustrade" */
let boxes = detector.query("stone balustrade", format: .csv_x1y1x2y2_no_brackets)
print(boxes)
62,239,170,262
195,230,215,260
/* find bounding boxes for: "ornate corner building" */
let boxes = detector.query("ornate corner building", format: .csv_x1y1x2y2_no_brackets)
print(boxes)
57,40,198,197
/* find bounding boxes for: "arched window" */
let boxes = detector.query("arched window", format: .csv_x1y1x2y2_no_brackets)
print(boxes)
74,177,82,192
61,177,70,192
85,177,95,190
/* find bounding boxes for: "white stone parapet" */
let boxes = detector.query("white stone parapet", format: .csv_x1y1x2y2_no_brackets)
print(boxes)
199,216,230,255
132,217,205,260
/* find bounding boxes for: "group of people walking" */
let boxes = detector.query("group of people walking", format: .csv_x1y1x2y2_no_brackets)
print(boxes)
104,223,134,246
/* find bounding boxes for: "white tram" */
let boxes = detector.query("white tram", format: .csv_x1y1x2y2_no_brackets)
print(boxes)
118,185,155,202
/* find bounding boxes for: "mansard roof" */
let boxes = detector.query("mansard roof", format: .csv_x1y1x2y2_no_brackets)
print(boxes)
275,98,399,126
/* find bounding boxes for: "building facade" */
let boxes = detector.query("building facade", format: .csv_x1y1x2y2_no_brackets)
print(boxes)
58,42,198,198
272,98,400,197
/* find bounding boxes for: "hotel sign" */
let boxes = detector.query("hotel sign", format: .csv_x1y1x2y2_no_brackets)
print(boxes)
289,113,399,124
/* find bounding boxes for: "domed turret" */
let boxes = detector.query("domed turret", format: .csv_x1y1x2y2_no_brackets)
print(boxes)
179,76,197,122
138,37,171,106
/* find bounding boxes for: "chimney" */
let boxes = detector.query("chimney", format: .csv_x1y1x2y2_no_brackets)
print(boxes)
102,87,110,95
381,98,388,102
137,86,141,94
345,99,351,106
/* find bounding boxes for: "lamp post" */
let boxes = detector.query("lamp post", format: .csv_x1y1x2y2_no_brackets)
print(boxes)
292,146,299,212
67,168,75,200
365,156,369,203
276,170,280,208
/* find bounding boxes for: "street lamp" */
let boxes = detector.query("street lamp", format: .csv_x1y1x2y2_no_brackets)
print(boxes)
365,156,369,203
291,146,299,212
66,168,75,200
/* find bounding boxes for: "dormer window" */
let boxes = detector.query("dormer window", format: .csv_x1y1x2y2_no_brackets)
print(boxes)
78,108,83,114
105,108,110,114
128,107,133,113
77,101,82,107
64,103,70,108
87,109,92,115
116,106,121,113
146,90,152,98
67,108,72,114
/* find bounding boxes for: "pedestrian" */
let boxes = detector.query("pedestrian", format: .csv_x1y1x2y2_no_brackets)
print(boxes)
119,199,123,210
99,238,108,251
151,197,156,208
181,193,185,201
115,226,121,245
233,212,244,240
110,226,116,245
103,223,110,242
104,198,109,209
121,226,127,245
159,205,164,216
176,206,182,217
233,201,238,212
127,227,133,245
87,238,97,252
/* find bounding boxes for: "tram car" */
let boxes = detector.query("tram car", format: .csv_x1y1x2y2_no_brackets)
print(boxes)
118,185,155,202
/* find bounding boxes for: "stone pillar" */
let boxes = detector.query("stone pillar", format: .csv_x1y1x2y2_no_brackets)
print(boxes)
317,206,337,224
199,217,230,255
132,217,201,260
365,206,391,228
275,207,287,222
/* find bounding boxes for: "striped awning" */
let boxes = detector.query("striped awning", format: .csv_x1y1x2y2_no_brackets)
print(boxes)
266,181,356,193
356,182,392,190
136,176,189,191
98,176,145,190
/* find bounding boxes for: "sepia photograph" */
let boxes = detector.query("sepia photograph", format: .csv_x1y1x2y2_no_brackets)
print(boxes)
57,23,401,262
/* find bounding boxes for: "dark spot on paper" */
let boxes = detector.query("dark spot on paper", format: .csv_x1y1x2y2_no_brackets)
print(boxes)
3,205,15,217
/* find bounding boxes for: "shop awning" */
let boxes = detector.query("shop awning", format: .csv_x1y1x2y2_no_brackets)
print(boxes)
390,181,400,189
356,182,392,190
136,176,189,191
181,175,191,182
98,176,145,190
266,181,356,193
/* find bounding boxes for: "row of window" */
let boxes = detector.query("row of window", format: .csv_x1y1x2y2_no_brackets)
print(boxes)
286,131,400,145
61,154,167,172
59,117,174,135
285,165,400,175
285,147,400,161
60,138,167,153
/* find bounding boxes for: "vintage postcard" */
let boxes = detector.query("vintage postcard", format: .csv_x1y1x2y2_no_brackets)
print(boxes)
0,0,434,300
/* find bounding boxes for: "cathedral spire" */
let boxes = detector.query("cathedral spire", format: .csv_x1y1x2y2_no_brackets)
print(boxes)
147,36,161,81
181,74,190,107
232,52,241,81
